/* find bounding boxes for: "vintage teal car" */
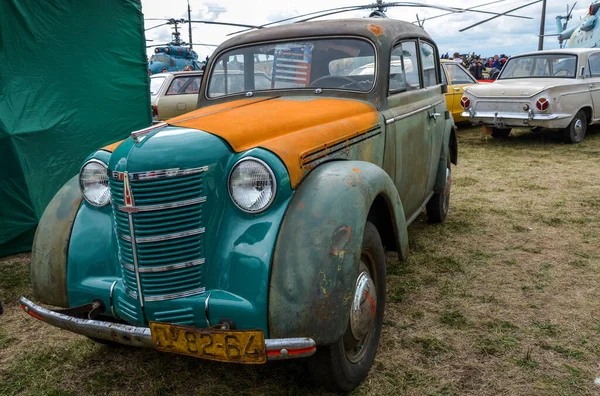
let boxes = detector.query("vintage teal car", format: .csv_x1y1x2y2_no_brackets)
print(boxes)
21,18,457,391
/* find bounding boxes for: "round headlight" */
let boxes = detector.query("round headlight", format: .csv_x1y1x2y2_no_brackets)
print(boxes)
228,158,276,213
79,160,110,207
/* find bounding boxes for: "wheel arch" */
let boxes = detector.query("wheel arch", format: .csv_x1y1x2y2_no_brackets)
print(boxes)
268,160,408,345
579,106,593,124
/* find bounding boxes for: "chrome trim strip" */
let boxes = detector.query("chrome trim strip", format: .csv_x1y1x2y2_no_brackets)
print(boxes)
144,287,206,302
115,196,207,213
204,292,212,328
127,214,144,307
462,111,562,121
19,296,316,359
111,166,208,181
385,104,433,124
122,258,206,273
125,286,138,300
109,280,118,318
406,191,435,226
118,233,132,242
136,227,206,243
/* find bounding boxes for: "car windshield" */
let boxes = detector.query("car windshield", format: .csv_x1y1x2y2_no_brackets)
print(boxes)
499,54,577,79
207,38,375,98
150,76,166,96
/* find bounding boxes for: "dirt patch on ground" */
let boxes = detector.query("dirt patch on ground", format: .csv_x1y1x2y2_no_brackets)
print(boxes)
1,126,600,395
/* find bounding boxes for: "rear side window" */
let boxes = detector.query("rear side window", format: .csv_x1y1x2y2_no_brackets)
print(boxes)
420,42,438,87
445,63,476,85
389,41,420,93
166,76,202,95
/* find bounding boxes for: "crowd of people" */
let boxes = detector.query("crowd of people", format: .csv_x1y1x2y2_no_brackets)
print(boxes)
441,52,510,80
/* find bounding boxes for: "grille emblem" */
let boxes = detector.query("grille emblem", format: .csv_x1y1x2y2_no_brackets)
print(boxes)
123,173,135,208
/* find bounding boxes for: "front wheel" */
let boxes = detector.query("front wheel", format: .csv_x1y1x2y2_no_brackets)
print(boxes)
307,222,386,392
563,110,587,143
427,159,451,223
491,127,511,138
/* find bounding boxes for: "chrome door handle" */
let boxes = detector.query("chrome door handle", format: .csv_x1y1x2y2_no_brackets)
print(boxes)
590,84,596,89
429,112,441,120
453,87,461,91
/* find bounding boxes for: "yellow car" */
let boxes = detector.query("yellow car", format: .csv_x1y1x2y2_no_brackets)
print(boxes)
440,59,478,123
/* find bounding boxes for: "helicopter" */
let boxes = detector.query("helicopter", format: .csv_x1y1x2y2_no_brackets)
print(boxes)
146,1,261,74
555,1,600,49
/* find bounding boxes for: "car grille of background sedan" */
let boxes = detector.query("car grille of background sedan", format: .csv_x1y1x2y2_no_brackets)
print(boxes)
108,166,208,304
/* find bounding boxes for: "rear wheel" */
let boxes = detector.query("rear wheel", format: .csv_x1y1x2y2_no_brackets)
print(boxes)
491,127,511,138
308,222,386,392
563,110,587,143
427,159,451,223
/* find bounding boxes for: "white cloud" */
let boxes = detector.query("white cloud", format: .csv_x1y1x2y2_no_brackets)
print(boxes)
141,0,590,59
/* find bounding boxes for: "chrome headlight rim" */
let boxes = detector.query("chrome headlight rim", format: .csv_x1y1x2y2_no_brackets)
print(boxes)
228,157,277,214
79,159,110,207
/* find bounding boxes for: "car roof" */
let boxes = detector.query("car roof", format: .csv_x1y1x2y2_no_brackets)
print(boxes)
510,48,600,58
215,18,431,52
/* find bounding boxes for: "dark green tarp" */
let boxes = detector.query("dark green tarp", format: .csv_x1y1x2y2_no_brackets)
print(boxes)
0,0,151,256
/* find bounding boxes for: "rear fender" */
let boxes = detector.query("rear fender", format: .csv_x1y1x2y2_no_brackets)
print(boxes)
269,160,408,345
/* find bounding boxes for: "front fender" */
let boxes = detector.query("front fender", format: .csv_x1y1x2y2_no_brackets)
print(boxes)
31,175,82,307
269,160,408,345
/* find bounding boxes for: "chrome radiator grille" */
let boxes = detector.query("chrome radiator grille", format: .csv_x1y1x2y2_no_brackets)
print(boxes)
108,166,208,303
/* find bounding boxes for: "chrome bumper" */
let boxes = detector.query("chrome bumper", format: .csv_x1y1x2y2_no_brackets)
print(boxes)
19,296,316,360
460,110,570,128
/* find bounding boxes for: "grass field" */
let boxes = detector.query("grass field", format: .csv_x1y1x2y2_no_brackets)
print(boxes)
1,126,600,395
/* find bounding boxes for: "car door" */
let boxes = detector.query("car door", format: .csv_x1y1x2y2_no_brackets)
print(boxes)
444,62,477,122
381,40,431,219
419,40,446,194
156,74,202,119
587,52,600,120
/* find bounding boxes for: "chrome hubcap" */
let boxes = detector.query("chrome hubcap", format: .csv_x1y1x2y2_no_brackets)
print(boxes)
350,271,377,341
574,118,583,137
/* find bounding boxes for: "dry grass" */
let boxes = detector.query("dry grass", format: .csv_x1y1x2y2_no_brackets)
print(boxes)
2,125,600,395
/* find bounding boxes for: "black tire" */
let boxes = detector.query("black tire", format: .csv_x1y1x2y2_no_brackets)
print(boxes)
491,127,511,138
307,222,386,392
427,159,451,224
562,110,587,143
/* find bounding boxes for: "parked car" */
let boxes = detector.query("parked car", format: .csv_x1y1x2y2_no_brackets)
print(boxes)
21,18,457,392
150,71,204,121
440,59,478,123
460,48,600,143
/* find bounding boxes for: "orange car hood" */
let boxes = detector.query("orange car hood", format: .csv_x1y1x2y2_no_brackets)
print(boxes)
166,97,380,187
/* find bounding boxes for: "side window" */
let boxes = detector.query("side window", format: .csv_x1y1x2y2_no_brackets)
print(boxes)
440,65,448,85
588,53,600,77
420,42,438,87
389,41,420,93
446,64,477,85
166,76,201,95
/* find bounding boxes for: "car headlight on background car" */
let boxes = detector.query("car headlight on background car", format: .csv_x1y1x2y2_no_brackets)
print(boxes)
79,159,110,207
228,158,276,213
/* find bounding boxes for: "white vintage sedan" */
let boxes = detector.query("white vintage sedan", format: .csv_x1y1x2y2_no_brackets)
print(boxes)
460,48,600,143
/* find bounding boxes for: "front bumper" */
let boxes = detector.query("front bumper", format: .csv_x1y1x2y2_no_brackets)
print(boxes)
19,296,316,361
461,110,571,129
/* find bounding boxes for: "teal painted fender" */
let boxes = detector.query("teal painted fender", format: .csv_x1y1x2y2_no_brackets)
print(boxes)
30,175,82,307
269,160,408,345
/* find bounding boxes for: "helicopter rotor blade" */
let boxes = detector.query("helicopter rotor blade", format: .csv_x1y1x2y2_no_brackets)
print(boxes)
191,43,220,47
412,0,507,24
227,4,368,36
294,6,374,23
146,43,171,48
459,0,542,32
385,1,530,18
145,22,172,31
188,20,263,29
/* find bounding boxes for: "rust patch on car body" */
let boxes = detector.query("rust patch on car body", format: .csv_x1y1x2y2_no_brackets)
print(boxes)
368,24,383,36
168,97,379,188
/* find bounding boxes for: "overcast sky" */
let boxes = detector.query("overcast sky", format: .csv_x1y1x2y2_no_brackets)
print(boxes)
141,0,588,60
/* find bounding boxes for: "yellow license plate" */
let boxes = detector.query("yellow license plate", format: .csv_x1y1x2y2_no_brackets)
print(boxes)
149,322,266,364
